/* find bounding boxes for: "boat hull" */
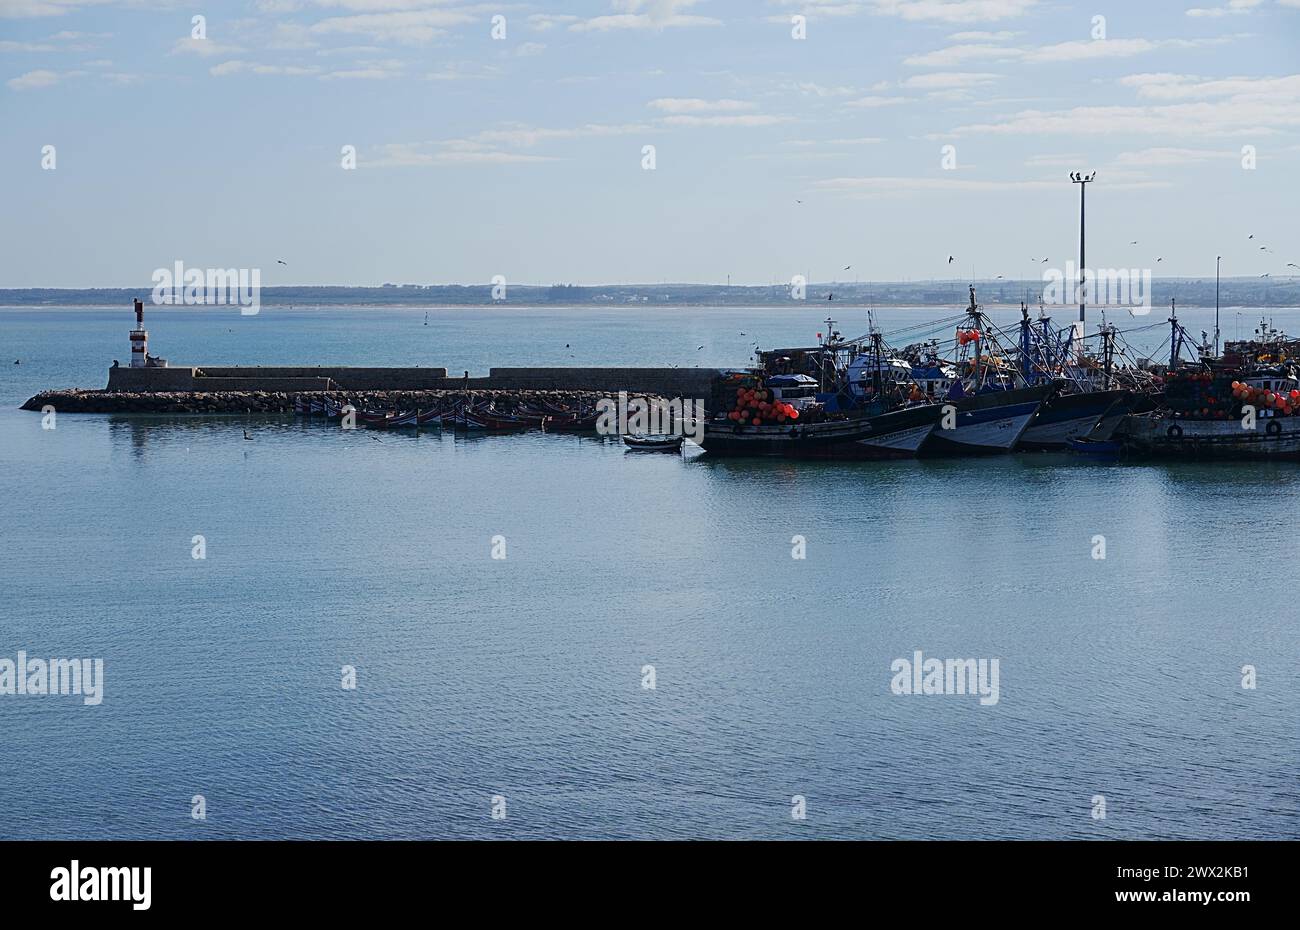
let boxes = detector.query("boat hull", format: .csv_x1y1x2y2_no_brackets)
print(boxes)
700,404,940,459
920,385,1054,456
1017,389,1127,451
1117,413,1300,459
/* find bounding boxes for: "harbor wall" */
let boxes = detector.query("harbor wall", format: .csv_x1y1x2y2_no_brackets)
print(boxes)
105,365,726,405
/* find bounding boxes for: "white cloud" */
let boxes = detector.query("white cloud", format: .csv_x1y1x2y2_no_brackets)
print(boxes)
947,29,1018,40
813,174,1168,197
1112,147,1234,166
528,13,579,31
210,60,322,76
868,0,1039,24
7,68,62,88
1186,0,1262,17
472,122,650,147
571,0,721,32
659,114,789,127
647,97,757,113
900,71,999,89
844,95,909,107
310,9,477,44
170,38,246,58
365,142,558,167
905,36,1229,68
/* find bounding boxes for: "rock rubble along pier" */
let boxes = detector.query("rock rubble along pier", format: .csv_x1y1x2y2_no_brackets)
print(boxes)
22,388,672,416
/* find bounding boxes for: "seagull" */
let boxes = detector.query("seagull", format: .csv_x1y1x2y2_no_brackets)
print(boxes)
276,259,287,265
1248,234,1254,239
1260,273,1271,278
697,345,705,350
1287,263,1299,269
843,265,852,271
13,359,19,365
1037,257,1049,263
242,429,253,441
795,199,803,204
827,293,834,301
947,256,954,264
995,275,1004,279
1156,257,1164,262
369,434,384,443
1130,240,1139,245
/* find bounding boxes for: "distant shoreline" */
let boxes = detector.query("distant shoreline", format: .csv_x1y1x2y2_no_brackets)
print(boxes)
1,280,1297,312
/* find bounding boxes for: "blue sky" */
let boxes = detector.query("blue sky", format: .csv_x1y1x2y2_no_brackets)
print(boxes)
2,0,1298,286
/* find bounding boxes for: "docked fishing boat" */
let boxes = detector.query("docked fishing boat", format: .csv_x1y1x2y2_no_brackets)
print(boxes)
700,324,946,459
1017,389,1127,451
701,402,941,459
1115,307,1300,459
920,383,1057,455
914,287,1057,455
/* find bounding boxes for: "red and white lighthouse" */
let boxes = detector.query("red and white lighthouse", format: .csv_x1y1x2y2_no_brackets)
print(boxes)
130,298,148,368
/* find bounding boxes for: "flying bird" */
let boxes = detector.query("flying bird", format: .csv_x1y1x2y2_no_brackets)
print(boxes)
947,256,954,264
843,265,852,271
995,275,1004,279
1156,257,1164,262
1248,234,1254,239
827,293,834,301
1129,240,1139,245
1260,273,1271,278
242,430,254,441
276,259,287,265
1287,263,1299,269
697,345,705,350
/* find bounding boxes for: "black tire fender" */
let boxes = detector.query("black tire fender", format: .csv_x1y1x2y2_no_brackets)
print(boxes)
1267,419,1282,436
1166,424,1183,440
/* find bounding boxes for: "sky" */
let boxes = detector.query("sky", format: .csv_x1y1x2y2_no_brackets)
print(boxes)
1,0,1298,287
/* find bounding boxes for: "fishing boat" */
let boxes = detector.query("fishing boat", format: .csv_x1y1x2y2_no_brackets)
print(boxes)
1116,303,1300,459
623,433,685,452
915,287,1056,456
700,323,946,458
701,402,941,459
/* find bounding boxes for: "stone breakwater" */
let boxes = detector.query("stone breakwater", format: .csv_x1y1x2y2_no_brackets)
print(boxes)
21,389,661,415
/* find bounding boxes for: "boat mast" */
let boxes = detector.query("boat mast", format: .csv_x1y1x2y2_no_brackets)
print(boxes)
1214,255,1221,357
1169,297,1179,368
967,285,982,388
1019,301,1033,384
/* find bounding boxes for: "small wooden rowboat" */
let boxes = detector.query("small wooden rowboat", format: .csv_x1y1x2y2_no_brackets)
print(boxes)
623,433,685,452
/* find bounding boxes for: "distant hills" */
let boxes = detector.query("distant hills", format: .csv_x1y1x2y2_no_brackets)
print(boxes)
1,279,1296,308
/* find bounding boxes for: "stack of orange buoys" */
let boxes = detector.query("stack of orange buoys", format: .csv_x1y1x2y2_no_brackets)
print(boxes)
1230,380,1296,416
727,386,802,425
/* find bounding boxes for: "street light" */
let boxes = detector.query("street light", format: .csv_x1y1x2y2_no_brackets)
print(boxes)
1071,171,1096,324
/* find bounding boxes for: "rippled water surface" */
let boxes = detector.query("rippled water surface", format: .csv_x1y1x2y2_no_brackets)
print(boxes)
1,305,1296,839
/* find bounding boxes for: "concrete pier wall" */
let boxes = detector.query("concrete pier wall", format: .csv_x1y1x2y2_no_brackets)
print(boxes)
106,364,729,406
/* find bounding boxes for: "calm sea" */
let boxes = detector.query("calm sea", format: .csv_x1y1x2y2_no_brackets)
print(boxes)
1,304,1296,839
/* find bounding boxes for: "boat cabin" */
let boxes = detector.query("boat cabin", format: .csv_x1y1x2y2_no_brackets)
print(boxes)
765,374,819,410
